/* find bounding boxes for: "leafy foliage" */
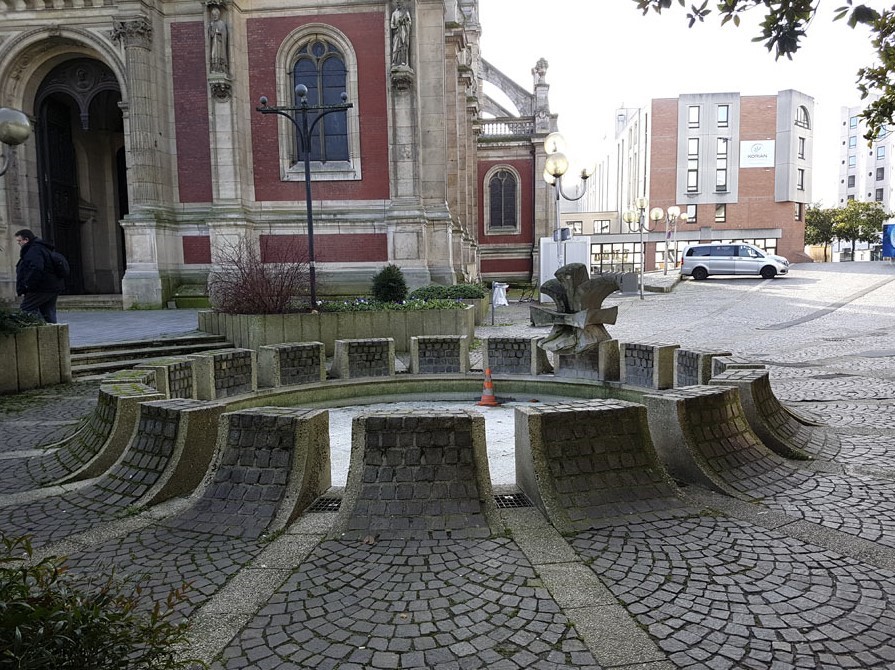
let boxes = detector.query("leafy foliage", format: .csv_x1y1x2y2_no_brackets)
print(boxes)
805,204,837,262
633,0,891,138
833,199,890,250
207,237,311,314
370,264,408,303
321,298,467,312
0,534,204,670
408,284,486,300
0,306,45,336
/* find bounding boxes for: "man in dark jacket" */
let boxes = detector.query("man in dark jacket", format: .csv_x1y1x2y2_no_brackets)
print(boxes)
14,228,65,324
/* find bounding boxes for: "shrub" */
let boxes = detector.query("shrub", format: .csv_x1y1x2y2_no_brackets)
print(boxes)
0,307,44,336
320,298,466,312
370,264,407,303
207,237,311,314
0,534,204,669
408,284,486,300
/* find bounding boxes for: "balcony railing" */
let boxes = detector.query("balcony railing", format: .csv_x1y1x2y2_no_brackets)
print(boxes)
479,117,535,138
3,0,113,9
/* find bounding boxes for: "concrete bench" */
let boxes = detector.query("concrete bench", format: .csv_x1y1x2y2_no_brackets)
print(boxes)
189,348,257,400
482,336,551,375
135,356,196,399
410,335,469,374
257,341,326,388
330,338,395,380
620,341,679,390
675,348,733,386
554,339,620,382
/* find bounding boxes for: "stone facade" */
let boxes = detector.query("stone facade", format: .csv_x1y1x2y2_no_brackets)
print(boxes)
1,1,560,307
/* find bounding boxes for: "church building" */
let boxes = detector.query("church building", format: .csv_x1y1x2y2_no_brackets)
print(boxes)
0,0,559,308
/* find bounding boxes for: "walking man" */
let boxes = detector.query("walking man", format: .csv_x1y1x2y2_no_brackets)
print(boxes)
15,229,65,324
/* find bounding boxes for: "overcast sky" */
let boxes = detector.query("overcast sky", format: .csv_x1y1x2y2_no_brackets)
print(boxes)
478,1,879,206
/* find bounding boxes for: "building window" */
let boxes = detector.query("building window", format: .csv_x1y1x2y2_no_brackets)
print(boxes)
848,194,855,201
591,241,642,274
687,137,699,193
569,220,583,234
715,203,726,223
849,155,857,168
849,135,857,149
595,220,611,234
849,115,858,129
276,26,362,181
878,167,885,181
876,188,884,202
797,168,805,191
686,204,697,223
716,138,728,192
794,202,803,221
848,175,856,188
798,137,806,160
485,167,520,232
795,106,810,129
878,146,886,160
688,105,700,128
717,104,729,128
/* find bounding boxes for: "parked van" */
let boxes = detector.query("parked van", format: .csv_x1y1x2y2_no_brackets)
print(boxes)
680,243,789,280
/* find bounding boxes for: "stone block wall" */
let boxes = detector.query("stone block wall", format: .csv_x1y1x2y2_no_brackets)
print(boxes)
515,400,683,534
258,342,326,388
191,348,257,400
554,339,620,381
410,335,469,374
136,356,196,399
333,410,498,541
620,342,679,389
483,337,551,375
675,348,732,387
330,338,395,379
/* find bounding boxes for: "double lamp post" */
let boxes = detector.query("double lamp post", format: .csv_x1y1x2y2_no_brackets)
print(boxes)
542,132,592,268
623,199,688,300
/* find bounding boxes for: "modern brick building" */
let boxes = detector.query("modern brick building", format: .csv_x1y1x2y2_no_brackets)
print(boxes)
0,1,557,307
578,90,814,275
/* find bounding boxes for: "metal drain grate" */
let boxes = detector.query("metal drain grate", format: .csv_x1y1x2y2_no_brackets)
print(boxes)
493,492,533,509
306,496,342,513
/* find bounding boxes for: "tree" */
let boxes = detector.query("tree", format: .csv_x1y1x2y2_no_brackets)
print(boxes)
805,205,837,262
634,0,891,139
833,200,890,254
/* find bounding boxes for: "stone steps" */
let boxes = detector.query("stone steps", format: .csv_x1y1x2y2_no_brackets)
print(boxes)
70,334,231,378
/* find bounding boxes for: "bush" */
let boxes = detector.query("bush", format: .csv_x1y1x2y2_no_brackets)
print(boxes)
0,307,44,336
207,237,311,314
0,534,203,669
408,283,486,300
370,264,408,303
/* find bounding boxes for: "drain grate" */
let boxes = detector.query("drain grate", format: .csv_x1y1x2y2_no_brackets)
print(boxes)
493,492,534,509
306,496,341,513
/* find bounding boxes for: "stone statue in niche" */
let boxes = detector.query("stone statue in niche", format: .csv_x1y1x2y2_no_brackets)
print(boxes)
390,0,412,67
208,6,229,74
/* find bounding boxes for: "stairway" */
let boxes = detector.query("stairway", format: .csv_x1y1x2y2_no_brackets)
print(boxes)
71,333,232,379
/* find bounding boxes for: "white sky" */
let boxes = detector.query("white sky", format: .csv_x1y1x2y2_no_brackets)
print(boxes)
478,1,880,206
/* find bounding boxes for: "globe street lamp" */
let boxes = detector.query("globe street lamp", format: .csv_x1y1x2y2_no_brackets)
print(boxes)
622,196,656,300
0,108,32,178
543,132,591,269
649,205,687,275
256,85,353,309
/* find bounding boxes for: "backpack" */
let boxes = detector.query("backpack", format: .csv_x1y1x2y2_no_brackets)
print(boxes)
50,250,70,280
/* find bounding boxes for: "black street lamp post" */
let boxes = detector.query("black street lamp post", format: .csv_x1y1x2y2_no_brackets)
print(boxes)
256,84,352,308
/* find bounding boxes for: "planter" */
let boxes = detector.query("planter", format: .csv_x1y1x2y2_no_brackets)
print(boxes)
198,305,475,355
0,323,71,394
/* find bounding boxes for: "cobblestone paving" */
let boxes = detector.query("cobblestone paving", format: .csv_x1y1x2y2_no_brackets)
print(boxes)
573,515,895,669
0,381,100,454
212,538,601,670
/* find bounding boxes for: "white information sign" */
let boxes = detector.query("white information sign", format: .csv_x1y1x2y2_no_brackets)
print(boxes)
739,140,775,168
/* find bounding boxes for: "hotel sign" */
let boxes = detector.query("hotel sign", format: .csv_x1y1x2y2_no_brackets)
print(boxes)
739,140,775,168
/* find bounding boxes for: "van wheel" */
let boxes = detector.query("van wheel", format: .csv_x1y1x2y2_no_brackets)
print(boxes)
692,267,708,281
760,266,777,279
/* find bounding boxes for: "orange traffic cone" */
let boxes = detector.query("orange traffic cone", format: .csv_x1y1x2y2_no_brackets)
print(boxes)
477,368,501,407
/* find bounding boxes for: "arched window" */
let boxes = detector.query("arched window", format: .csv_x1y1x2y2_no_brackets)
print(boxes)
292,39,348,162
485,167,520,233
275,25,361,181
795,106,810,129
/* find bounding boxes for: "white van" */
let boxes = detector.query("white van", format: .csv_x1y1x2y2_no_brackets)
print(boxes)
680,243,789,280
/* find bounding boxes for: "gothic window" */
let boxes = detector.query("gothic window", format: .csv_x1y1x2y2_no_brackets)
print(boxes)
292,40,348,162
485,167,520,233
275,25,362,181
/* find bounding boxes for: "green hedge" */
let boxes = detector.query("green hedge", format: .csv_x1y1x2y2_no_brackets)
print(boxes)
408,284,486,300
320,298,468,312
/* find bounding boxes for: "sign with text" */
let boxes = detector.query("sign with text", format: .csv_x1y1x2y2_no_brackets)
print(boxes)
739,140,775,168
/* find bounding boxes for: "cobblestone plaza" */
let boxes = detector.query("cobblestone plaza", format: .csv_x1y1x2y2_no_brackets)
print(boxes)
1,262,895,669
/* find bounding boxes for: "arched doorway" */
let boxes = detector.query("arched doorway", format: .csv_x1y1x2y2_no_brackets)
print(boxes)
35,58,126,295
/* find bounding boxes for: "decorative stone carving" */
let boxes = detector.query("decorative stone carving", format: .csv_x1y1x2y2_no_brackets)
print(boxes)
390,66,414,92
210,80,232,101
208,6,229,74
532,263,627,355
390,0,412,67
111,18,153,48
532,57,548,85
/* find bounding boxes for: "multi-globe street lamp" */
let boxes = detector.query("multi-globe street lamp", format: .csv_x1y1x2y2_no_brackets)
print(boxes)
542,132,592,268
257,85,352,309
622,196,655,300
0,107,32,178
